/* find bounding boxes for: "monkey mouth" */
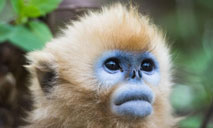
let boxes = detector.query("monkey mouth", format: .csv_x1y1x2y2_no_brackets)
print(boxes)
114,94,152,106
111,93,153,118
111,86,154,118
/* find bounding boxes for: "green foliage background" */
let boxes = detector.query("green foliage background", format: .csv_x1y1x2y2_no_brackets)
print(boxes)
155,0,213,128
0,0,62,51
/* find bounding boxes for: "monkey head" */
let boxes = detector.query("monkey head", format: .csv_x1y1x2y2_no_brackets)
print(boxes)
26,4,176,128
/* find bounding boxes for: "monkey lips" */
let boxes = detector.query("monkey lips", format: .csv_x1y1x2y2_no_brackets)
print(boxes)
111,85,154,118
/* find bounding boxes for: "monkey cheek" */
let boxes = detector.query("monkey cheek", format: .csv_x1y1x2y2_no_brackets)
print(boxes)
111,101,153,118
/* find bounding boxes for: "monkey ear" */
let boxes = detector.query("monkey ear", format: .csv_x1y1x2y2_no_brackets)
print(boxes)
25,51,58,93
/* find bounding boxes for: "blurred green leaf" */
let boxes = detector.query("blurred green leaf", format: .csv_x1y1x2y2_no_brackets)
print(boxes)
10,0,62,24
29,0,62,16
0,0,6,13
0,23,14,42
179,115,213,128
9,25,44,51
10,0,24,14
28,20,52,43
171,85,194,111
10,0,27,24
22,5,41,18
192,83,210,109
177,49,210,75
179,115,201,128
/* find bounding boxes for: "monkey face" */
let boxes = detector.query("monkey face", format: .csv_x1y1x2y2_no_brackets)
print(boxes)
95,50,160,118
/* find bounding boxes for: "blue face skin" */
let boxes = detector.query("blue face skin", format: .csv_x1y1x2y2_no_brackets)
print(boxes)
95,50,160,118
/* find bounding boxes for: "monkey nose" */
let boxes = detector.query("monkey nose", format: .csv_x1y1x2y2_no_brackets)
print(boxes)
130,70,142,79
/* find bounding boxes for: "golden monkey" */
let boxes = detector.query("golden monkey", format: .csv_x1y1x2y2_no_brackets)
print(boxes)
25,3,177,128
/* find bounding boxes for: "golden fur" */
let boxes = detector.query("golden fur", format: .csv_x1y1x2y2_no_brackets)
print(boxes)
25,4,176,128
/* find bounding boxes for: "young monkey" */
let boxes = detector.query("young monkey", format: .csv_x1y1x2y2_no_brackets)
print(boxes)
25,3,177,128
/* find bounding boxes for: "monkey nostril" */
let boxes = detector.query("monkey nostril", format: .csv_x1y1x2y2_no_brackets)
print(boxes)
131,70,136,79
130,70,142,79
138,70,142,78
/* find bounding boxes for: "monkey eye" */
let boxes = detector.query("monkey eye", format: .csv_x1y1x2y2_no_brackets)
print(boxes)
141,59,154,72
104,58,121,72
